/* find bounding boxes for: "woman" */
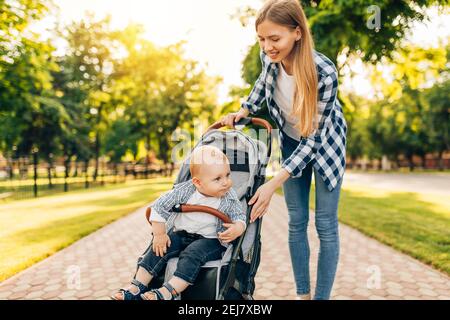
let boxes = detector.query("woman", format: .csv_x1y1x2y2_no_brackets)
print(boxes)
221,0,347,300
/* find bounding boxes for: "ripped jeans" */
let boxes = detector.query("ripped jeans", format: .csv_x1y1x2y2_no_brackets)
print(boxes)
137,230,225,284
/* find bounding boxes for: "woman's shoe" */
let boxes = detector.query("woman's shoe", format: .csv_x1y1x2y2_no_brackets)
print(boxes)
295,293,311,300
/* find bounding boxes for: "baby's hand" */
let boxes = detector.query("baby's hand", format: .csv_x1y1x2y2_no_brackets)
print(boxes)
152,233,171,257
218,222,246,243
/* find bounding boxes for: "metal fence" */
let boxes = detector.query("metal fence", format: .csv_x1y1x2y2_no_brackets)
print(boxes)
346,153,450,171
0,156,168,201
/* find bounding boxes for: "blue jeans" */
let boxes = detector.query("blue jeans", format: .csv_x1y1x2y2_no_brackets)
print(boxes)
280,132,342,300
137,230,225,284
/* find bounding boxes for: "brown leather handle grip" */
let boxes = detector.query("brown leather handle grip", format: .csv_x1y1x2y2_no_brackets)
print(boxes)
206,117,272,134
146,205,232,225
145,207,152,224
178,204,232,224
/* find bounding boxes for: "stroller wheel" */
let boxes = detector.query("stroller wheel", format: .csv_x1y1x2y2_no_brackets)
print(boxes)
223,287,245,300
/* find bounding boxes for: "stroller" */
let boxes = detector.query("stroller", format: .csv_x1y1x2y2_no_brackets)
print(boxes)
145,117,272,300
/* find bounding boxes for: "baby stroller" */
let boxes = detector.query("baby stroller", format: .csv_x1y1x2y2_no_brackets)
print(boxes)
145,117,272,300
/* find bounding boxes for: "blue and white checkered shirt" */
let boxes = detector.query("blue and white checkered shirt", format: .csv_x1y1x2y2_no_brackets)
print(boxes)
241,49,347,191
150,180,246,246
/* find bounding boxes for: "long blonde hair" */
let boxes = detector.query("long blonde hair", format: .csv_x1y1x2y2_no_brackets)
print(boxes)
256,0,318,137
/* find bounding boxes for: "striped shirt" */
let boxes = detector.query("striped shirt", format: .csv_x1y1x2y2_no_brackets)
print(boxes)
150,179,246,246
241,49,347,191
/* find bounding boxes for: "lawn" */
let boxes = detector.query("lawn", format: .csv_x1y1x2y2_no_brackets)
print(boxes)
277,182,450,275
0,177,173,282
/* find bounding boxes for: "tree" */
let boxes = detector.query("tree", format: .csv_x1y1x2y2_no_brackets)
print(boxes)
366,43,448,169
423,80,450,169
55,14,119,181
0,31,63,186
18,97,70,187
113,27,221,172
236,1,448,165
339,93,370,167
0,0,54,156
103,119,138,174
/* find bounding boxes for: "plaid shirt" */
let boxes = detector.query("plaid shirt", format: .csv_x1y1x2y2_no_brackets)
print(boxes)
150,179,246,247
241,49,347,191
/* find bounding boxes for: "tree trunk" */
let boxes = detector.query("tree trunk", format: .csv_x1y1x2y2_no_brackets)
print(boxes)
7,157,13,180
73,162,79,177
437,150,444,171
64,155,71,192
33,152,38,197
93,105,103,182
47,155,54,189
93,131,100,182
52,160,57,179
145,134,151,179
133,151,138,179
19,158,25,179
169,162,175,176
159,136,170,176
421,154,427,169
47,163,53,189
395,155,401,170
84,160,89,189
407,154,414,171
350,156,356,170
100,157,105,186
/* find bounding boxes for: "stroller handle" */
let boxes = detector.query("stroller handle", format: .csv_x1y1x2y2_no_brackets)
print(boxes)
206,117,272,134
145,205,232,225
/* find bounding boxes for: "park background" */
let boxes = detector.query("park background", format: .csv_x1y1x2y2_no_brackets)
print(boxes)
0,0,449,300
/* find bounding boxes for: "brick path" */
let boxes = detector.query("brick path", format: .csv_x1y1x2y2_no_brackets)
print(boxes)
0,194,449,300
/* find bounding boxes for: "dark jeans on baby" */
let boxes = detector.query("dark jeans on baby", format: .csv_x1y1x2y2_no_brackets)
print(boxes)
137,230,226,285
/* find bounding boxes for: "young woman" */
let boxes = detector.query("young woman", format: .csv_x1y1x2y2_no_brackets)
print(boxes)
221,0,347,300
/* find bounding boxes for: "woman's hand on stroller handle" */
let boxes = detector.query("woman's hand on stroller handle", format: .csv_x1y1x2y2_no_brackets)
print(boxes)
249,170,291,223
220,108,249,129
248,179,278,223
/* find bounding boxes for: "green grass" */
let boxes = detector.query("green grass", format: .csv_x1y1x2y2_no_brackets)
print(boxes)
0,177,174,282
276,183,450,275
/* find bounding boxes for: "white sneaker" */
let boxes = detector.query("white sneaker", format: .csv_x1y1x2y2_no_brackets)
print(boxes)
295,293,311,300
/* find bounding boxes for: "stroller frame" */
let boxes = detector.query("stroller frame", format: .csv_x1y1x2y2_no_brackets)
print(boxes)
145,117,272,300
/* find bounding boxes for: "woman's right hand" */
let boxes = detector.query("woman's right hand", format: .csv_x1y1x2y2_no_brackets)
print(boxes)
220,108,250,129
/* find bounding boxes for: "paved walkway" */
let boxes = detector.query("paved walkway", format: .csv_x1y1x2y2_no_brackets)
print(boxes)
0,194,449,300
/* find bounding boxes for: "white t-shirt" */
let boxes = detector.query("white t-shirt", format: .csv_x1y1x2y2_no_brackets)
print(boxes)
151,190,221,238
273,62,301,140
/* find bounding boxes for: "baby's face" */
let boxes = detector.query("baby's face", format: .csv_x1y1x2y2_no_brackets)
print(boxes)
195,162,232,198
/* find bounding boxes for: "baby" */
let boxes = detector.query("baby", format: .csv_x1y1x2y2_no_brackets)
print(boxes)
112,145,246,300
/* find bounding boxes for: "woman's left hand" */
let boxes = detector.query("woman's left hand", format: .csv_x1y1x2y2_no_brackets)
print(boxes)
248,180,277,223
